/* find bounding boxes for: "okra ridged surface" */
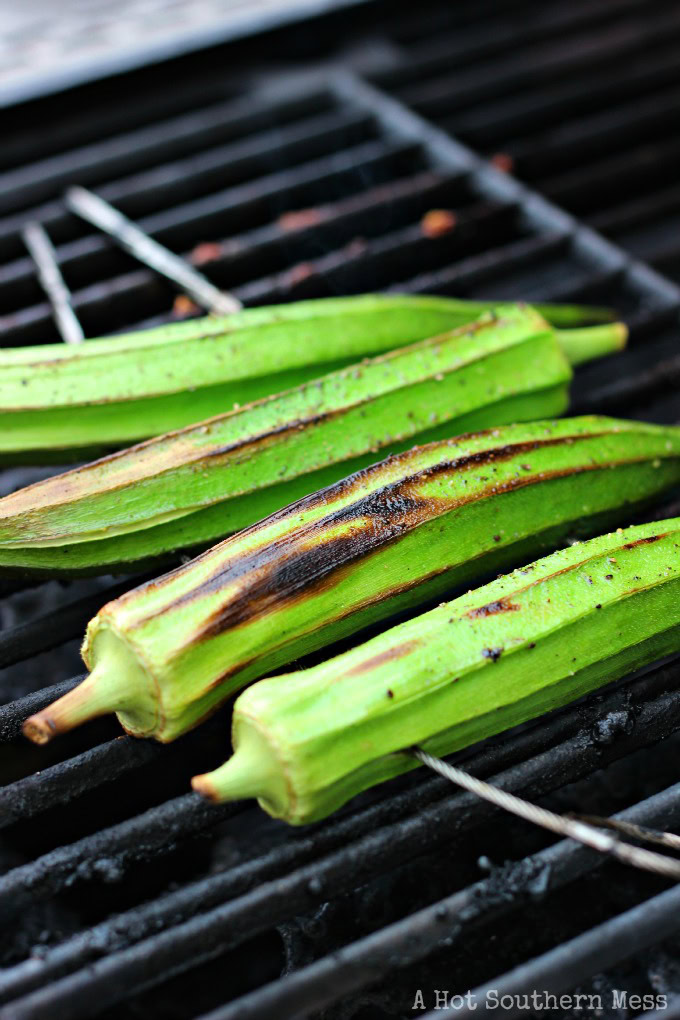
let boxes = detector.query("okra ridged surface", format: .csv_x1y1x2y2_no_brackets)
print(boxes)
194,519,680,825
1,294,591,461
0,305,625,576
22,416,680,745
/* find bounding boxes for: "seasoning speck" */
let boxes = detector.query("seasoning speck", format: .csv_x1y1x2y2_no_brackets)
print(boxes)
482,647,504,662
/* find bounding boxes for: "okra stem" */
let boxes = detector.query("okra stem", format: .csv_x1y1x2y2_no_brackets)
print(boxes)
23,625,157,742
192,720,285,807
22,671,110,744
532,303,614,326
557,322,627,366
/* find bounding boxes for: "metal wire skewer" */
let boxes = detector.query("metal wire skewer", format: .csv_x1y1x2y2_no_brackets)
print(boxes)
411,748,680,881
65,186,242,316
21,221,85,344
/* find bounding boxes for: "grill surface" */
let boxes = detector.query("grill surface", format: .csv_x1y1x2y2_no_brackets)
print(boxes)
377,0,680,289
2,5,680,1018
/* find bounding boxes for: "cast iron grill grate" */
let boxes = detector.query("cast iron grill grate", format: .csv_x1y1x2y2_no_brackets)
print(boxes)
0,25,680,1020
376,0,680,289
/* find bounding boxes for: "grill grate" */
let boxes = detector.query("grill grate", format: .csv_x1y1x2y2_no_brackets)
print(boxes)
1,13,680,1019
376,0,680,290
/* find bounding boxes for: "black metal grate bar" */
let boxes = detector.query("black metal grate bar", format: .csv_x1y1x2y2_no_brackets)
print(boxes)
0,792,242,922
430,885,680,1020
0,135,424,343
0,127,412,271
2,658,679,1019
0,167,461,316
0,737,163,830
394,9,680,124
0,657,676,1007
504,85,680,180
0,105,377,297
0,576,149,669
449,48,680,150
379,0,680,292
0,679,81,743
381,0,652,87
199,780,680,1020
234,200,519,304
0,90,335,220
330,70,680,315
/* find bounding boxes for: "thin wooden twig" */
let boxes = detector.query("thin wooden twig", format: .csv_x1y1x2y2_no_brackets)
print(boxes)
22,221,85,344
65,186,242,315
411,748,680,881
568,813,680,852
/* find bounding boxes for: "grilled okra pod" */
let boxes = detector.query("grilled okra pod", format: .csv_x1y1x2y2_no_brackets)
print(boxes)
0,294,609,462
193,519,680,824
0,305,625,576
22,416,680,745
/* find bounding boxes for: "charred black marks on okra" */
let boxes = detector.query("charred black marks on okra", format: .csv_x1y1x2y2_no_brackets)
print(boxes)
397,432,604,486
166,482,463,639
466,598,519,618
201,408,344,463
344,640,421,677
187,506,434,640
622,533,668,550
134,437,618,637
262,430,602,520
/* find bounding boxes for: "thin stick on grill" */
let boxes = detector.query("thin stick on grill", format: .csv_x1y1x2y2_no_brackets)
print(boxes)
65,186,242,315
22,221,85,344
411,748,680,881
567,813,680,852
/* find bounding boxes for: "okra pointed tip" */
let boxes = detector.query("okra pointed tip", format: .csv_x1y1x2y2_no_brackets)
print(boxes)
22,672,104,744
22,657,134,744
191,746,267,805
22,713,57,745
192,723,290,812
191,772,222,802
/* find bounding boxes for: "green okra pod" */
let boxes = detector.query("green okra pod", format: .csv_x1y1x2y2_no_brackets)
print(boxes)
193,518,680,824
0,304,625,576
22,416,680,745
0,294,609,462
